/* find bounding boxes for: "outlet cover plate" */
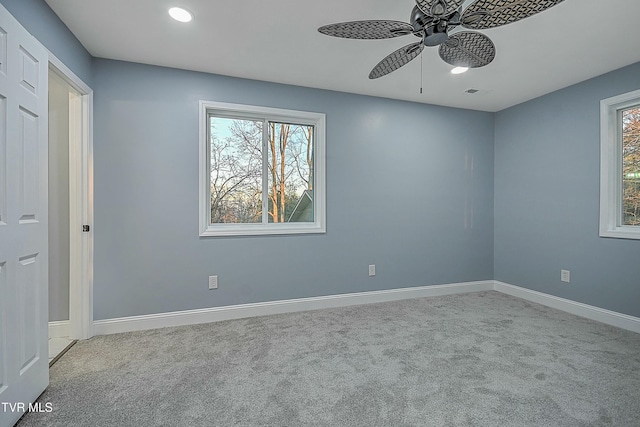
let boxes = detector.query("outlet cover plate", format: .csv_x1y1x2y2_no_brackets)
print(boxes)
209,275,218,289
561,270,570,283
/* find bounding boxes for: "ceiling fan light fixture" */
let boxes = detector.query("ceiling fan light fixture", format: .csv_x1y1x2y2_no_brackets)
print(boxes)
451,66,469,74
169,7,193,23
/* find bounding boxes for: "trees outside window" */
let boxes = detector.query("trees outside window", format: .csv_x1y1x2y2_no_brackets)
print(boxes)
209,117,262,224
622,106,640,226
267,122,314,223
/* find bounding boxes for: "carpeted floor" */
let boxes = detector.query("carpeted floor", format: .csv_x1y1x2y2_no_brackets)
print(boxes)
18,291,640,426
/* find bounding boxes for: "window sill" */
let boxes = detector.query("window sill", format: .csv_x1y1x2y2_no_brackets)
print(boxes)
200,223,326,237
599,226,640,240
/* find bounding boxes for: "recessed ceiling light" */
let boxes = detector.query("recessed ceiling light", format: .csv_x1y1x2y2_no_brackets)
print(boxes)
451,66,469,75
169,7,193,23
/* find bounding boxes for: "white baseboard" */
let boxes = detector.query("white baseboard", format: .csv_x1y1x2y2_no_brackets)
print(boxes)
93,280,494,335
49,320,70,338
494,281,640,334
92,280,640,336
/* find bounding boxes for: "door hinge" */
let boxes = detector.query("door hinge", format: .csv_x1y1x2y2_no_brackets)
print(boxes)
82,225,90,232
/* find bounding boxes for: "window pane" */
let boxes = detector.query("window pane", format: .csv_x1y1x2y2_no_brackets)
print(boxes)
622,107,640,225
267,122,314,223
209,117,263,224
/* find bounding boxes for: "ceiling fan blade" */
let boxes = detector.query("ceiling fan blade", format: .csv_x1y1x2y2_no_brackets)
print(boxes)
439,31,495,68
318,20,413,39
369,42,424,79
461,0,565,29
415,0,464,17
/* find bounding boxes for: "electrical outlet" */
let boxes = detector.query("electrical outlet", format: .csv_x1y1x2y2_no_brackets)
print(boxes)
368,264,376,277
209,275,218,289
561,270,570,283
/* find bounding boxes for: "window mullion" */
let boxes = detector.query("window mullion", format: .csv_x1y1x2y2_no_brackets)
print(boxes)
262,119,269,224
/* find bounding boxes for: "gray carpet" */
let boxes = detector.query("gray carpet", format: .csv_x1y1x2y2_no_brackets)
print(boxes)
19,291,640,426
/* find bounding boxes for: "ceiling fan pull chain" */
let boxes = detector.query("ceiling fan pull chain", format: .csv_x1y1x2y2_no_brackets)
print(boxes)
420,51,424,94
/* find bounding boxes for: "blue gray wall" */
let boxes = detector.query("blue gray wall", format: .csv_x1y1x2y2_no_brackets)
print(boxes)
0,0,92,85
92,59,495,320
7,0,638,321
494,62,640,318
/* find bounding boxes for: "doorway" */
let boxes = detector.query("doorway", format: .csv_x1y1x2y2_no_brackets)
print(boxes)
48,71,79,361
47,57,94,350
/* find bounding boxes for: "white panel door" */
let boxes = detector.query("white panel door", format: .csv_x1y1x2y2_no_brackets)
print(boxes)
0,4,49,427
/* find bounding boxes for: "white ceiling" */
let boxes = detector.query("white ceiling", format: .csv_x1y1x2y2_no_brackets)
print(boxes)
45,0,640,112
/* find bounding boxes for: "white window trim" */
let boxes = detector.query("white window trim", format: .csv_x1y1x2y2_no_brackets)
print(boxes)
600,89,640,240
199,100,326,237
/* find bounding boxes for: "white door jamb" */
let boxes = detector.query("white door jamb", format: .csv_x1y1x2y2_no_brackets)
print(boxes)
48,54,94,340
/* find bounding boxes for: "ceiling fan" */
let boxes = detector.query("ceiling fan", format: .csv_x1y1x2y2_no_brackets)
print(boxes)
318,0,566,79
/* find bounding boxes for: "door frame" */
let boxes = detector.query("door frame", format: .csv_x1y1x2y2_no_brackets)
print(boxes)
48,54,93,340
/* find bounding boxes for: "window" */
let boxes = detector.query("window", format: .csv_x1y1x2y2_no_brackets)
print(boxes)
600,89,640,239
199,101,326,236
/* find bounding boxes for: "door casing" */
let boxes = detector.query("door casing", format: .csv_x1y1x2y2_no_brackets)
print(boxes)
48,55,93,341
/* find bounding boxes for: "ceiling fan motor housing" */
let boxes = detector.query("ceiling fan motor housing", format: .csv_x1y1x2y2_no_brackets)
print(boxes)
423,21,449,46
410,6,460,47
